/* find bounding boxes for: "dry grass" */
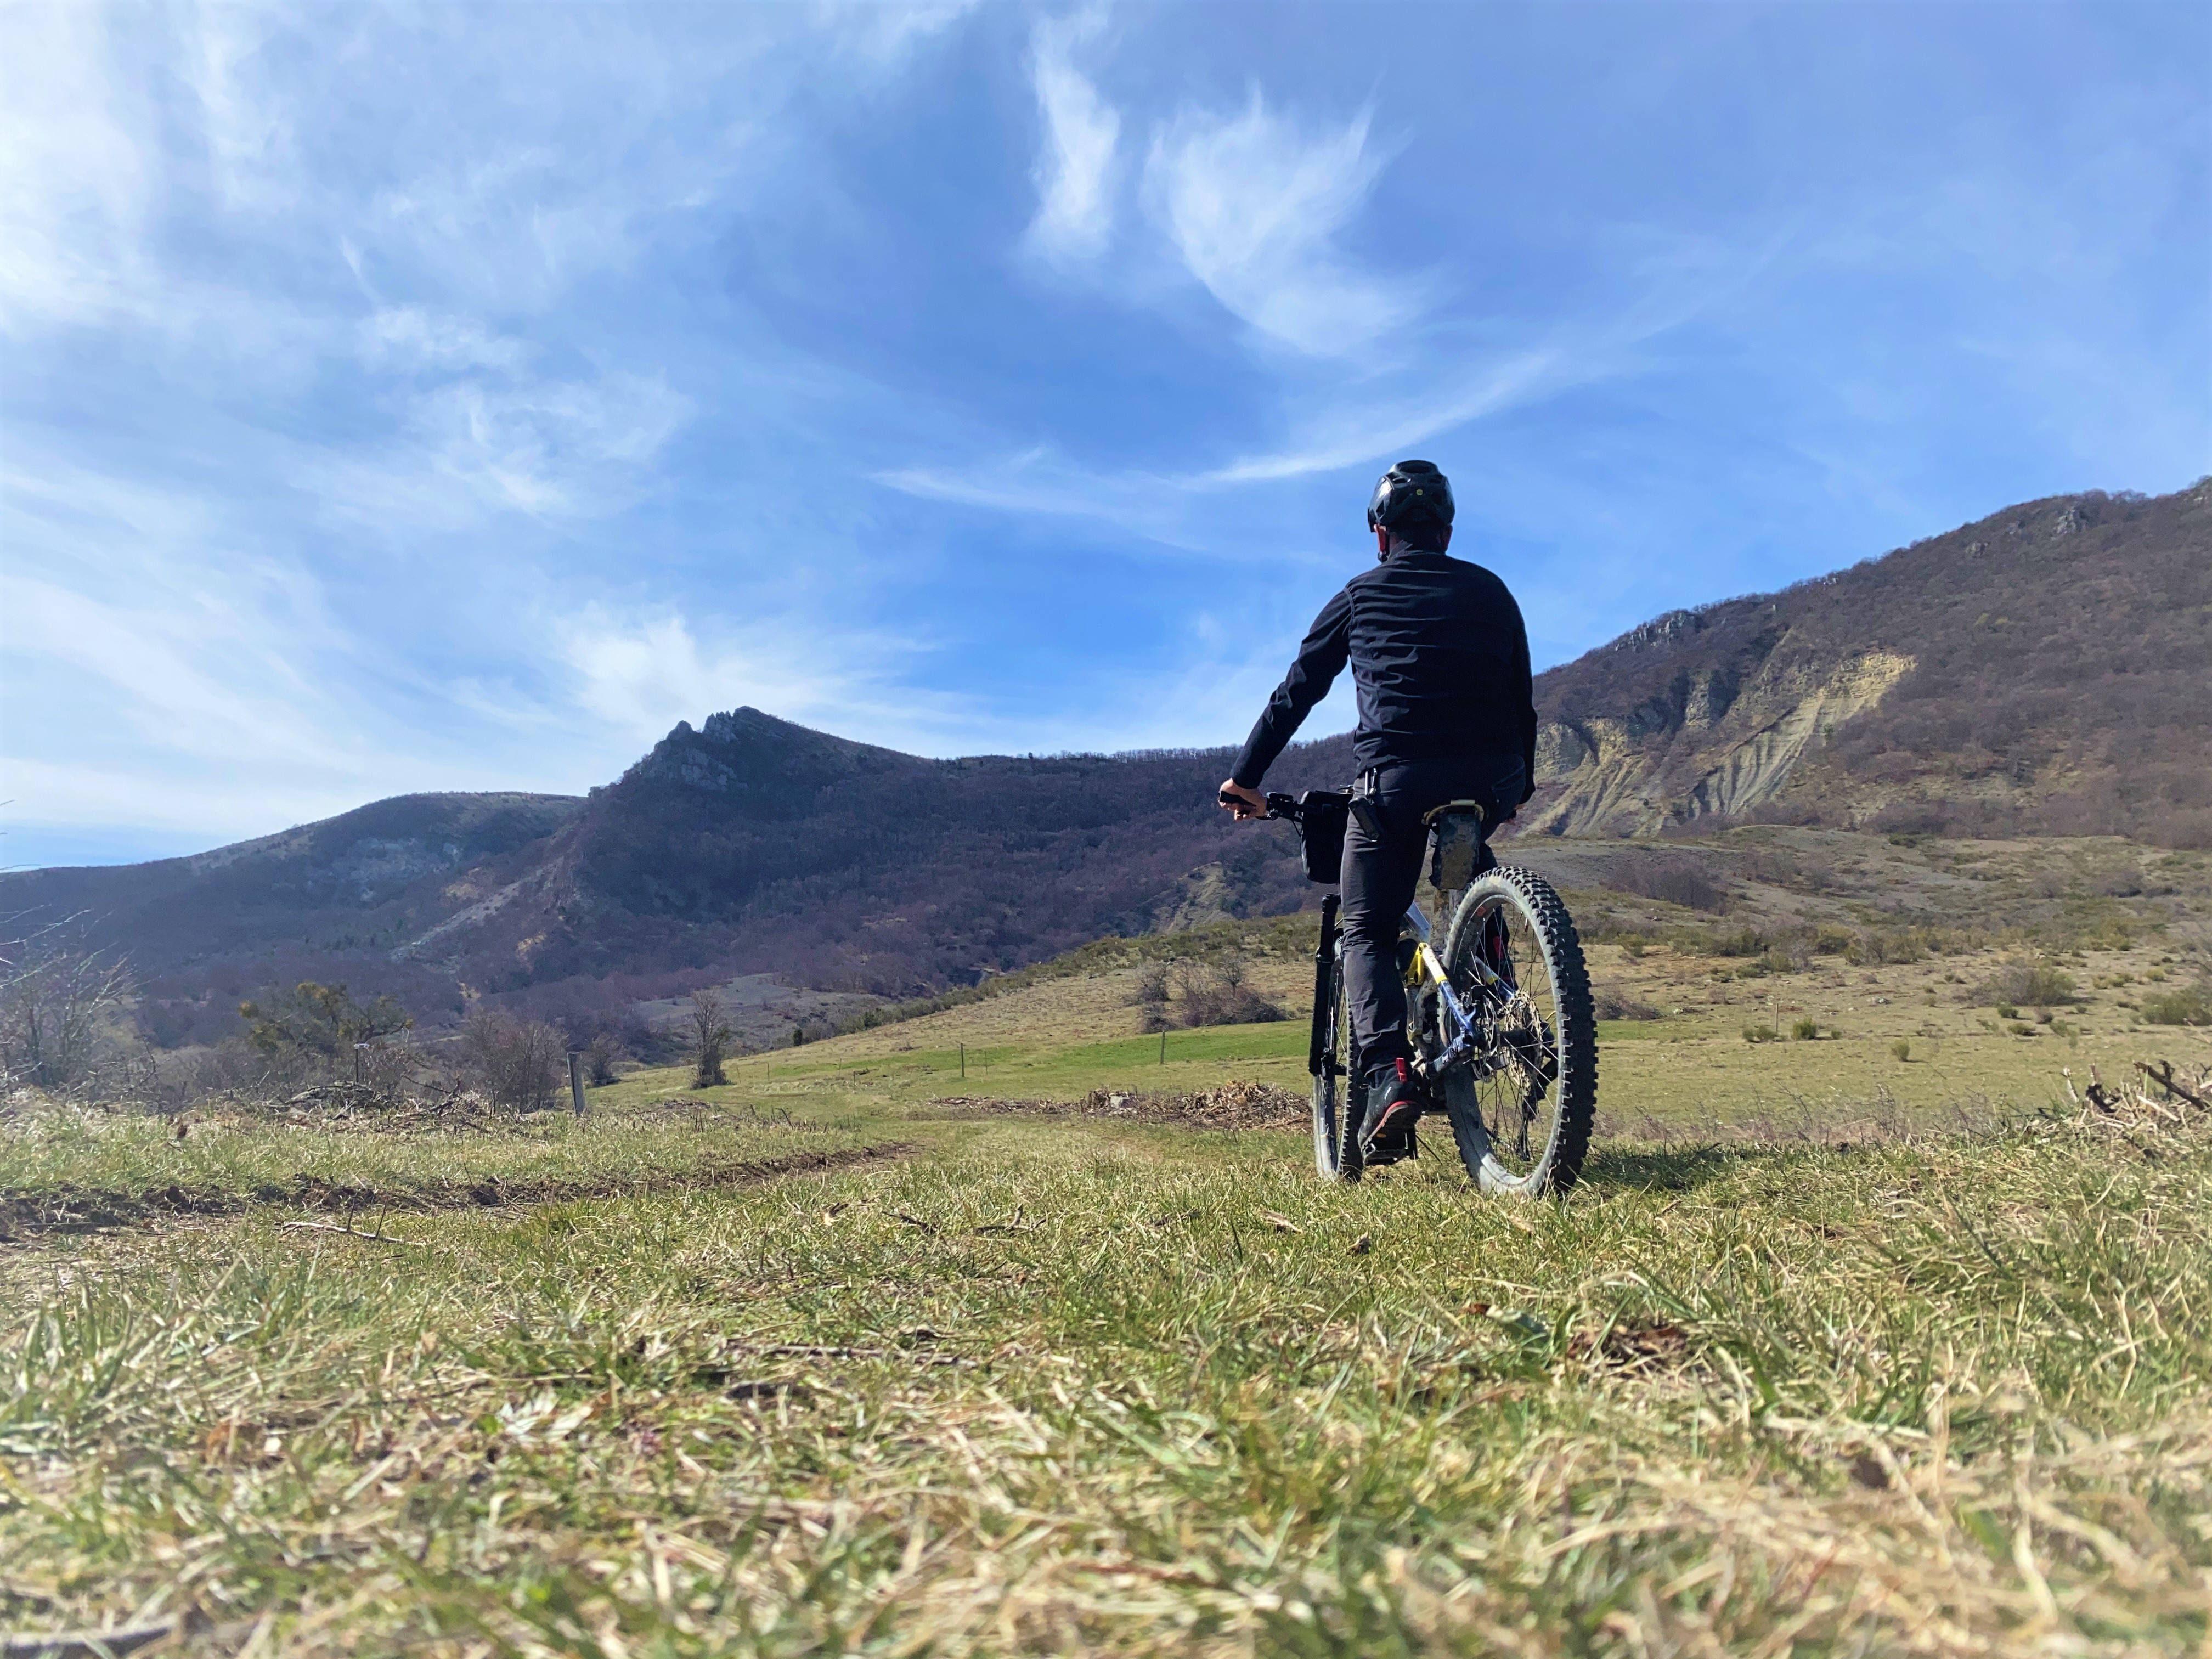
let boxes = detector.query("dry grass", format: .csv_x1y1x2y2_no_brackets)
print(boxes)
3,1092,2209,1655
5,827,2208,1652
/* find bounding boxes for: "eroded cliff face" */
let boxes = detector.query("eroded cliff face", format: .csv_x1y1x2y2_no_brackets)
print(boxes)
1518,484,2210,849
1525,645,1915,837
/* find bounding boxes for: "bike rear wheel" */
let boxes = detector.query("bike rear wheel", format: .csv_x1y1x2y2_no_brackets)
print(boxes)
1437,867,1596,1198
1311,935,1363,1182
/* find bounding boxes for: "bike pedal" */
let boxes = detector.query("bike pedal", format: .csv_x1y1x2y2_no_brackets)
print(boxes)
1361,1122,1419,1165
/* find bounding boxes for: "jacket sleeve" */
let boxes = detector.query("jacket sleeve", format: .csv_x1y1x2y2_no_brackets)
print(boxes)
1231,587,1352,788
1507,590,1536,799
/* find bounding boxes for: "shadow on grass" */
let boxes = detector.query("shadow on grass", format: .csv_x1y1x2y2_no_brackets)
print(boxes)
1579,1141,1784,1194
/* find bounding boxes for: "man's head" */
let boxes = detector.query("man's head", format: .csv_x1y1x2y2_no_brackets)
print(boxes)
1365,459,1454,558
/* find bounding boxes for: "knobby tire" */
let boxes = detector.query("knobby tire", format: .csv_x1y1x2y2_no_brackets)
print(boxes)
1437,866,1598,1199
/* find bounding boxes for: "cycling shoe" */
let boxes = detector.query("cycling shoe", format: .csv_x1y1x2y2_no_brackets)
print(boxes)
1360,1057,1421,1164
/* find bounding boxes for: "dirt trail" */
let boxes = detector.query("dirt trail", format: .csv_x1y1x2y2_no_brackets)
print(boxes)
0,1143,915,1244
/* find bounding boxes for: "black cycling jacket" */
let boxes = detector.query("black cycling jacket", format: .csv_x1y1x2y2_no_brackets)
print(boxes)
1231,549,1537,792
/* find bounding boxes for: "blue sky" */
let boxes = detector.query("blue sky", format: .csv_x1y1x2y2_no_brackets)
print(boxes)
3,1,2205,870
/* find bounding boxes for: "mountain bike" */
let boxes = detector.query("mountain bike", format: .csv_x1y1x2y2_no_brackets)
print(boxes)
1261,789,1598,1197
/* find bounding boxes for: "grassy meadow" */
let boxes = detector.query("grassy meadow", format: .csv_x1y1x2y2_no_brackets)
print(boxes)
3,830,2210,1655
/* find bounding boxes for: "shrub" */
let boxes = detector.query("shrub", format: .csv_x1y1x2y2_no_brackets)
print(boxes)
1131,964,1171,1034
1171,957,1285,1029
1891,1039,1911,1062
1595,990,1663,1021
1979,961,2078,1008
584,1034,623,1087
1742,1023,1780,1043
239,981,411,1063
1847,930,1927,966
2142,981,2211,1026
1612,856,1729,915
1791,1017,1820,1041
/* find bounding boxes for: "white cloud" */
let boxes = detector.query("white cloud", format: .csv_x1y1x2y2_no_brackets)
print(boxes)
185,5,296,212
878,346,1569,539
555,607,983,757
1025,11,1121,264
313,368,692,527
1144,91,1417,357
357,306,529,373
812,0,979,67
0,6,156,332
0,454,444,841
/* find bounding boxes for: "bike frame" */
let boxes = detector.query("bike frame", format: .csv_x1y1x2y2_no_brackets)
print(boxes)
1399,902,1507,1076
1269,788,1510,1087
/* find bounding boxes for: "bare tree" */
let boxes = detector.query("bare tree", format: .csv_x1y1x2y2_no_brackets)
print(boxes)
690,990,732,1089
0,921,134,1093
461,1010,564,1114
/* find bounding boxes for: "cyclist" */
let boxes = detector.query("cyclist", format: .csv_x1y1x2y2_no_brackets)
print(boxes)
1219,460,1536,1163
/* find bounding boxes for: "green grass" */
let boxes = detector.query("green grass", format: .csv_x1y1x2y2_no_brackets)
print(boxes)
8,876,2212,1654
4,1078,2210,1653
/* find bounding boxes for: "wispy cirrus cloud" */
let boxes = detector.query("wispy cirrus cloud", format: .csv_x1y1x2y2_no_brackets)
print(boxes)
1144,91,1417,358
4,1,2203,872
879,344,1577,534
312,369,693,527
1024,10,1121,265
183,5,297,213
0,5,158,332
554,607,984,757
356,306,529,373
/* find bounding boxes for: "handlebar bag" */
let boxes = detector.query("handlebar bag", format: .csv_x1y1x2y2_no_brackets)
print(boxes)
1296,791,1351,884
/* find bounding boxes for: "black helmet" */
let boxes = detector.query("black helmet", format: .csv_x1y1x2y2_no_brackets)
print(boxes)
1366,459,1454,535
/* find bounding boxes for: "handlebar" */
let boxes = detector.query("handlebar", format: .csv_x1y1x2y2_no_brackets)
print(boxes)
1217,787,1305,820
1216,788,1331,823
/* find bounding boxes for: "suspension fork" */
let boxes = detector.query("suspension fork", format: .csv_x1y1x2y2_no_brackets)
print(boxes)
1307,892,1340,1078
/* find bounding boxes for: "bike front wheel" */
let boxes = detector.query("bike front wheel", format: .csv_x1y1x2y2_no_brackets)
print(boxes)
1437,867,1597,1198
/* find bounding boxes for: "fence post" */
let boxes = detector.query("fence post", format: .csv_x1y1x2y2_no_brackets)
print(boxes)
960,1043,965,1080
567,1051,586,1118
353,1042,366,1085
1159,1031,1166,1066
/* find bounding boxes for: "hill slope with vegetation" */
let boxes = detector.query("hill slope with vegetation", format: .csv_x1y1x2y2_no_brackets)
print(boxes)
7,483,2204,1033
1526,481,2211,845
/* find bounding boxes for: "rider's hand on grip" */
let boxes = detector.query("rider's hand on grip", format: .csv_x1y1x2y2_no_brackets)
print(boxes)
1218,780,1267,820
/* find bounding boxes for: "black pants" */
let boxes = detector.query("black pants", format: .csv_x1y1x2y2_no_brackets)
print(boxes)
1340,755,1526,1079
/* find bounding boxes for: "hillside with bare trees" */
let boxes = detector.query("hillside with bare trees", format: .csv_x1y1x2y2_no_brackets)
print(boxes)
6,482,2204,1040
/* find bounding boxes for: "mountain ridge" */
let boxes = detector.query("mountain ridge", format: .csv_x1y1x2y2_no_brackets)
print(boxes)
10,479,2206,1038
1527,483,2209,844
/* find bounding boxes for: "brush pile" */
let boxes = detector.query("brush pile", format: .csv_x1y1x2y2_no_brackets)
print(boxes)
2063,1057,2210,1133
929,1078,1305,1130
